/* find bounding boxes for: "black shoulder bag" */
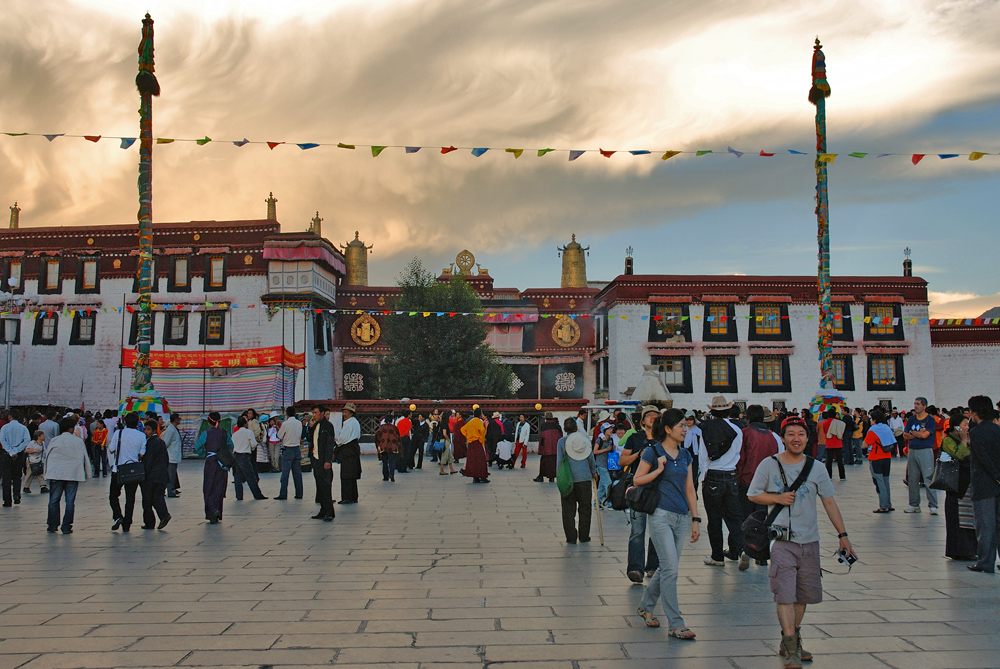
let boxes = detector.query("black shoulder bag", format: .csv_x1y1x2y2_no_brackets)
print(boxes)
114,432,146,485
742,455,814,561
624,446,663,515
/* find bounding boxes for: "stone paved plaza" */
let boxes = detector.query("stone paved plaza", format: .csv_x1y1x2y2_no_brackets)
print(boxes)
1,458,999,669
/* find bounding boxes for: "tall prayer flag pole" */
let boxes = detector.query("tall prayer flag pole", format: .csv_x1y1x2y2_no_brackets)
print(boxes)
810,38,834,391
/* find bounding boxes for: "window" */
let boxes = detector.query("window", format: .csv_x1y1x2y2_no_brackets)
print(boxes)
752,355,791,392
128,312,156,346
199,311,226,345
38,259,62,294
70,313,96,345
749,304,791,340
831,355,855,391
0,317,20,345
168,257,190,293
3,260,22,294
830,304,853,341
702,304,737,342
132,259,157,293
867,354,905,391
32,313,58,345
864,303,904,341
705,355,737,393
648,304,691,342
76,259,100,294
163,313,188,345
204,256,226,292
652,355,693,393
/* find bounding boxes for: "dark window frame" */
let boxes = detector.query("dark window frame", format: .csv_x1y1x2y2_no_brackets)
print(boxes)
705,355,738,393
863,303,904,341
651,355,693,394
69,312,97,346
199,310,226,345
32,313,59,345
76,258,101,295
751,354,792,393
748,303,792,341
167,256,191,293
163,312,188,346
37,258,63,295
702,303,737,342
831,303,854,342
203,255,227,293
647,304,692,342
831,354,856,391
867,354,906,391
3,260,24,295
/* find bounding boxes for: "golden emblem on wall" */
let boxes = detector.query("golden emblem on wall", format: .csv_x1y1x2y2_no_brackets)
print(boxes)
377,296,386,306
455,250,475,275
243,254,253,265
351,314,381,346
113,259,121,269
349,296,357,306
569,298,577,309
86,238,94,246
543,297,550,308
551,315,581,347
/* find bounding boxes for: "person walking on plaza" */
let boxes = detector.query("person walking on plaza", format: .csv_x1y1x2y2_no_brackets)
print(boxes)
941,411,977,560
902,397,939,514
108,412,146,532
620,406,661,583
593,422,614,508
698,395,745,567
461,408,490,483
43,417,89,534
820,409,847,481
513,414,531,469
22,430,47,495
433,412,457,475
275,406,304,500
395,410,413,474
375,413,400,482
736,405,784,569
556,418,597,544
232,416,267,501
411,412,429,470
451,410,468,462
888,409,905,456
634,409,700,639
486,412,503,467
1,410,30,508
748,416,855,669
38,410,60,449
865,408,895,513
308,406,336,520
336,403,362,504
534,412,561,483
162,414,182,497
140,419,171,530
196,412,233,524
90,415,109,478
967,395,1000,573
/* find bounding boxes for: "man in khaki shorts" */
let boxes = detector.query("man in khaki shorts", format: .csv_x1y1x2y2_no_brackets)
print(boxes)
748,416,855,669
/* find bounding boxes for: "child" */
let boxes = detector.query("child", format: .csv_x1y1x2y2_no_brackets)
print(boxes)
593,422,615,507
23,430,47,494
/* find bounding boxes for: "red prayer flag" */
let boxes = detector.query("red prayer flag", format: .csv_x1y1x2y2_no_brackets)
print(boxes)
911,154,925,165
267,142,284,150
759,150,774,156
599,149,615,158
441,146,458,154
84,135,102,142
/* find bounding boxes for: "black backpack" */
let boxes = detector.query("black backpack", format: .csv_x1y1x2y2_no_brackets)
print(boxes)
700,418,737,461
608,435,653,511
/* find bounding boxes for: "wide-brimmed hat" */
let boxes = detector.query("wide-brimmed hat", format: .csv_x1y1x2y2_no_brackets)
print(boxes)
343,402,357,415
258,413,270,421
641,405,659,419
565,432,591,460
707,395,733,411
763,407,775,422
492,411,501,418
597,410,611,423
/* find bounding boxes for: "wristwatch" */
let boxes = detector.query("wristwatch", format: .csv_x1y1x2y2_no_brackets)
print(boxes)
837,532,849,538
691,516,702,523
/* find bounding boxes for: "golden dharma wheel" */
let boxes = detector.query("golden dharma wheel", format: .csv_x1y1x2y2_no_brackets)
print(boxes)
534,403,542,411
409,403,416,411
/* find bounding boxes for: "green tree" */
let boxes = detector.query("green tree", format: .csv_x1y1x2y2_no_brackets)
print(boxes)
375,258,514,399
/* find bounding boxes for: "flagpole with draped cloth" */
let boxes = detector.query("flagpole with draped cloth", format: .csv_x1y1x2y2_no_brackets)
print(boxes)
808,37,844,417
122,13,171,417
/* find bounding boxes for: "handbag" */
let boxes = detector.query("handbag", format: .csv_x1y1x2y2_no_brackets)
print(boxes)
556,457,574,497
742,456,814,561
431,441,445,454
114,434,145,485
624,447,662,514
30,460,44,476
928,458,960,492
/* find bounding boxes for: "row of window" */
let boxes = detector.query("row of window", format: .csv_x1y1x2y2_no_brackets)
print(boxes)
0,311,228,347
647,303,904,343
2,256,228,296
652,353,905,394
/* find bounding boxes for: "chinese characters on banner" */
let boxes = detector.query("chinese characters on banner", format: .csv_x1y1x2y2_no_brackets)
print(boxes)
121,346,305,370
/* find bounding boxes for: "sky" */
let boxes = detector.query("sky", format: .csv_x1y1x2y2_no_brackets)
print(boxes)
2,0,999,316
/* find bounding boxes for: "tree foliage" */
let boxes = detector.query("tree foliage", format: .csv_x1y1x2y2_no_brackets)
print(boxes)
374,258,514,399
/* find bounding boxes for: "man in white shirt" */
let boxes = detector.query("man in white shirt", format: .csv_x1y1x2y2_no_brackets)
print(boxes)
888,410,905,457
108,412,147,532
698,396,746,567
335,403,362,504
161,414,183,497
683,411,703,488
232,416,267,501
513,414,531,469
1,410,31,507
275,406,304,500
39,410,61,448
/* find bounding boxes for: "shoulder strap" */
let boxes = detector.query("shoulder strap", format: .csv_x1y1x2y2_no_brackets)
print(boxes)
764,456,815,525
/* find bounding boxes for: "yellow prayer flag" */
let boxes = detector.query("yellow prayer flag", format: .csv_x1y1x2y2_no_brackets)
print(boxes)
818,154,837,163
505,148,523,159
661,150,681,161
969,152,987,161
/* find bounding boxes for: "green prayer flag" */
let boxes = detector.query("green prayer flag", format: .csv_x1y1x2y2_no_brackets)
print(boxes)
371,146,387,157
537,148,555,156
337,143,356,149
696,150,712,156
196,136,212,145
848,152,867,158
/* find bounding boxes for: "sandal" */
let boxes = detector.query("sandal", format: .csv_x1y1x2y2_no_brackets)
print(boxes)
669,627,696,640
637,607,660,628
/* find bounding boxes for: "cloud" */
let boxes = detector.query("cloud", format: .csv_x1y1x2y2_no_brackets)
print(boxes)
3,0,1000,290
929,291,1000,318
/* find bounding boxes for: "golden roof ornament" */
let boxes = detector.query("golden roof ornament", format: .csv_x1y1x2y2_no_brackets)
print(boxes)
558,234,589,288
341,231,373,286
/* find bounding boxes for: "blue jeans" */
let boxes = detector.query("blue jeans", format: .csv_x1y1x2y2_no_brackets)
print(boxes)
870,459,892,510
47,480,79,532
279,447,303,498
596,467,611,506
628,510,660,574
382,452,397,481
641,509,691,629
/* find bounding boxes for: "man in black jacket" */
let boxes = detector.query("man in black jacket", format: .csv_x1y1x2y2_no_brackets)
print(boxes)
411,413,429,470
308,405,336,522
968,395,1000,573
140,419,171,529
486,412,503,467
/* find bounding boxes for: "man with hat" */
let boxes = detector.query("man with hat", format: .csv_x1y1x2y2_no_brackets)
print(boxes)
308,405,336,521
486,411,503,467
736,405,784,569
699,395,745,567
335,403,362,504
534,412,562,483
619,405,662,582
556,417,598,544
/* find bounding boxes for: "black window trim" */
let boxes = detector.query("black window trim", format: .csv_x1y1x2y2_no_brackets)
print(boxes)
867,353,906,391
3,259,24,295
748,303,792,341
651,354,693,394
203,255,227,293
69,311,97,346
76,258,102,295
863,303,905,341
199,310,226,345
37,258,63,295
163,312,189,346
167,256,191,293
32,313,59,346
702,303,738,342
832,354,856,391
648,303,692,343
831,303,854,342
751,354,792,393
705,354,738,393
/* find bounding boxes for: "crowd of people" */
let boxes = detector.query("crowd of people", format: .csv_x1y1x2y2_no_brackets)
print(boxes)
2,393,999,669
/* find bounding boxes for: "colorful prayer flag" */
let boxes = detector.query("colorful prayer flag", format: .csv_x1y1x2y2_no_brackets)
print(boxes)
337,143,356,149
599,149,615,158
568,150,585,161
441,146,458,154
818,154,837,163
43,134,64,141
505,148,523,158
156,138,174,144
661,150,681,160
233,138,249,147
196,136,212,145
120,138,137,149
629,150,651,155
759,150,774,156
537,148,555,156
696,150,712,156
84,135,101,142
969,152,987,161
727,146,744,158
371,146,387,157
911,154,925,165
266,142,283,150
297,143,319,150
848,152,867,158
405,146,421,153
471,148,489,157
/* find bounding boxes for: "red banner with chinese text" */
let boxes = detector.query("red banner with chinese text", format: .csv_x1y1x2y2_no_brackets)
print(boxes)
121,346,305,370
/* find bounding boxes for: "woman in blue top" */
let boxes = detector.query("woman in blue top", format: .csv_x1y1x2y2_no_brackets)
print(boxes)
632,408,701,639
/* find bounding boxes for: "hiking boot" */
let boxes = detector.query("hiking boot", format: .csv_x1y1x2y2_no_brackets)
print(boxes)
797,628,812,662
780,634,802,668
738,553,750,571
